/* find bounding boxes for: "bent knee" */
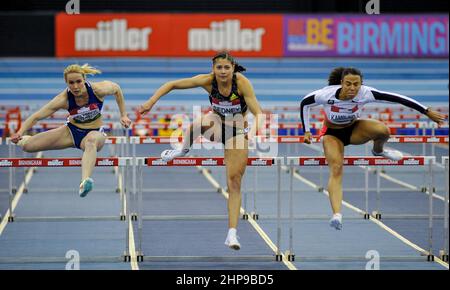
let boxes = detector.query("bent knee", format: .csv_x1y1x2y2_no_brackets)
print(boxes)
83,137,99,149
373,124,390,139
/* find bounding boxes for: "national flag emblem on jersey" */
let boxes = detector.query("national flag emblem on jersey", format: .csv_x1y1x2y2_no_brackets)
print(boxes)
69,103,99,116
69,103,101,123
331,105,359,113
211,96,241,106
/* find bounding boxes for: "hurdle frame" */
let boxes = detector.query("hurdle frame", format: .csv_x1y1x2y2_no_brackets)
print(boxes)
287,156,438,262
0,156,135,263
135,156,286,263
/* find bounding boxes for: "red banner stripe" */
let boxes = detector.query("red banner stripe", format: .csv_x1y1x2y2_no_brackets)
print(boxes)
145,157,274,166
0,158,119,167
298,157,427,166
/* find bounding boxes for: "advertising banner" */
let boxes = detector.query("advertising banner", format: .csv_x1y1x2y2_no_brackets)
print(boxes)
284,15,449,57
56,13,283,57
56,13,448,58
169,14,283,57
56,13,171,57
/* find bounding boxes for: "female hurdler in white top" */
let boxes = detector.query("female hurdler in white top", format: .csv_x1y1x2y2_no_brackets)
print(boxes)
300,67,446,230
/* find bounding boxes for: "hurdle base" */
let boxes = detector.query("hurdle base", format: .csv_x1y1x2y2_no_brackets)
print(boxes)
122,252,131,262
427,254,434,262
363,213,370,220
439,250,449,262
371,211,382,220
285,250,295,262
137,252,144,262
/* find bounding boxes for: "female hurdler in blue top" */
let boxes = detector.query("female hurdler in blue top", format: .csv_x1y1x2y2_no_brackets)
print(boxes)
10,64,132,197
300,67,446,230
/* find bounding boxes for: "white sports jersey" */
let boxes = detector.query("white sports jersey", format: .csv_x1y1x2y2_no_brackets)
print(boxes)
300,85,428,132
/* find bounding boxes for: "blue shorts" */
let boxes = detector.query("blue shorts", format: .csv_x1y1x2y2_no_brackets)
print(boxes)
66,122,103,149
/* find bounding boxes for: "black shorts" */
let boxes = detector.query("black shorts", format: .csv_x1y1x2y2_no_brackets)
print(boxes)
221,124,249,145
323,122,357,146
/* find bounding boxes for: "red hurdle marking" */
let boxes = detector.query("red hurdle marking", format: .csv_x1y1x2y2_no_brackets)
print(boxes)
145,157,279,166
0,157,121,167
287,156,434,166
128,135,448,144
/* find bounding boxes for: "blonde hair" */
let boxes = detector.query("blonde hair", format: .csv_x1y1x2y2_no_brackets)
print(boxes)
64,63,101,81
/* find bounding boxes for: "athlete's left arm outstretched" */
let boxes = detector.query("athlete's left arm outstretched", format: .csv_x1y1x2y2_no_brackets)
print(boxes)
94,81,132,128
368,88,447,124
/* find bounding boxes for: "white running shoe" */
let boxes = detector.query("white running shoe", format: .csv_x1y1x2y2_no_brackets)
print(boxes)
224,234,241,250
160,148,190,162
372,149,403,161
329,213,343,230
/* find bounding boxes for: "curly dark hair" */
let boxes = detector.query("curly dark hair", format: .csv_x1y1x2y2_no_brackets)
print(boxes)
328,67,363,85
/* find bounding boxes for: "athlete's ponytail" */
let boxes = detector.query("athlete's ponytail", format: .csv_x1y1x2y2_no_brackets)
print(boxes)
212,51,247,73
64,64,102,81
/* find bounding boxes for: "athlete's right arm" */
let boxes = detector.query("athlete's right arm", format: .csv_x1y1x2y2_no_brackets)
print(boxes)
11,92,67,142
300,93,320,144
139,74,212,115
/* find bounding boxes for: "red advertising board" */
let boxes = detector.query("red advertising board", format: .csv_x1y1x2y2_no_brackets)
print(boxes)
169,14,283,57
56,13,171,57
55,13,283,57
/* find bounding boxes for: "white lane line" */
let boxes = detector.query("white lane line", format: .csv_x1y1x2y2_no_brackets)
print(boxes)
370,218,449,269
291,168,449,269
0,153,138,269
378,171,447,203
199,166,297,270
0,151,42,236
306,142,447,202
128,219,139,270
118,168,139,270
377,144,447,202
288,167,366,216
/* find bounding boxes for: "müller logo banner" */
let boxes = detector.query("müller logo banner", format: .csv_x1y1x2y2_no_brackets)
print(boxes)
171,14,283,56
56,13,171,57
55,13,283,57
